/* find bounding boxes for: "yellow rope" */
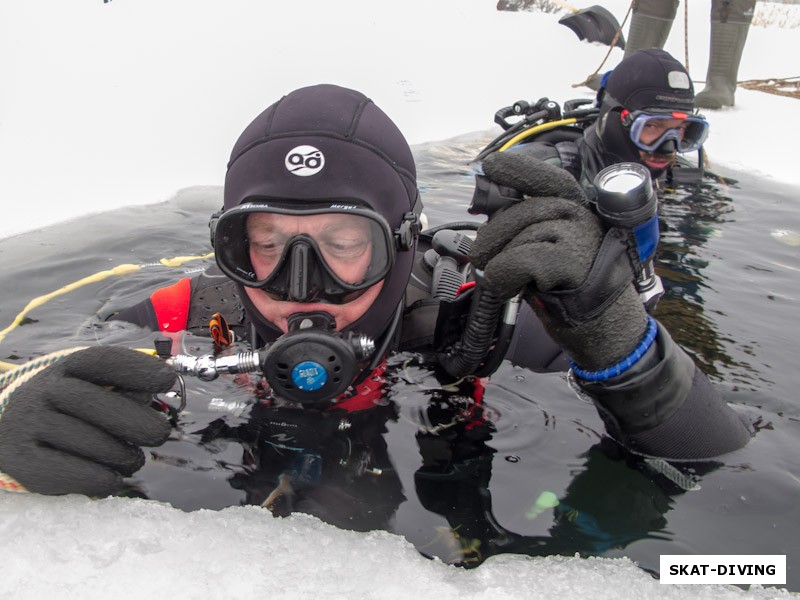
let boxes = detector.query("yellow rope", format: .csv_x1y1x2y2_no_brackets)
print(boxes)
159,253,213,268
0,472,26,493
0,347,85,406
0,347,90,494
683,0,690,74
573,0,634,88
0,252,213,345
0,248,213,493
0,346,158,493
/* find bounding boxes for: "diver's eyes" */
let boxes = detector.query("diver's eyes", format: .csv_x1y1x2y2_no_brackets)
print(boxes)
320,237,370,259
644,120,669,132
250,236,288,259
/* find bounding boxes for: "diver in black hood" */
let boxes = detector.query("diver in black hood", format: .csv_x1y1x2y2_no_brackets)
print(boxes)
508,49,709,190
580,48,709,184
0,83,750,500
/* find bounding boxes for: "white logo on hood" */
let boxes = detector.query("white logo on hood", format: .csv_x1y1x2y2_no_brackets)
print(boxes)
285,145,325,176
668,70,691,90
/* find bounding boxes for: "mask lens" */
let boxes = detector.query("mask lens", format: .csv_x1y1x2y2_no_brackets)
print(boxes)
679,117,709,152
248,212,384,284
214,205,394,302
628,112,709,153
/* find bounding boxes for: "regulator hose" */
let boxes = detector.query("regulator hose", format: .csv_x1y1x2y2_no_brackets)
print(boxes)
438,270,506,379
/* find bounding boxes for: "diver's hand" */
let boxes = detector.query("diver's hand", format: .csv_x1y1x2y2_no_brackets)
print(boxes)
0,347,176,497
470,152,648,371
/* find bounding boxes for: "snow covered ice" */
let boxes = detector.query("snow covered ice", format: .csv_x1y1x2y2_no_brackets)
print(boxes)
0,493,791,600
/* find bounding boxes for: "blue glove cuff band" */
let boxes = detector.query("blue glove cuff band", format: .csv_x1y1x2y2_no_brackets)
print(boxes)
569,316,658,382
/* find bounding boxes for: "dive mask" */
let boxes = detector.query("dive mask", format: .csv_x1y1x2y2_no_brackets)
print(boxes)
213,202,395,305
623,110,709,153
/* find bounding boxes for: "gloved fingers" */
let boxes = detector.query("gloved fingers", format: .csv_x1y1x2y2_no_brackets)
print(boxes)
46,378,171,447
482,151,587,204
499,218,602,257
120,389,163,407
2,442,125,497
32,411,147,477
483,194,595,235
59,346,177,392
481,242,587,297
471,197,600,269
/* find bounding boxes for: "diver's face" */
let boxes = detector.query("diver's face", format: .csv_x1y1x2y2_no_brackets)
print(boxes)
243,212,383,333
638,148,674,172
244,284,383,333
247,212,375,285
636,117,686,172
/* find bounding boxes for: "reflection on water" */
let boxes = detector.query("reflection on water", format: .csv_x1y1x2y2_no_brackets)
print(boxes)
655,175,741,381
1,137,799,591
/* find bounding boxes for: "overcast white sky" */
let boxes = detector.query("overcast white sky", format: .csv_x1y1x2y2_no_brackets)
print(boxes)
0,0,798,242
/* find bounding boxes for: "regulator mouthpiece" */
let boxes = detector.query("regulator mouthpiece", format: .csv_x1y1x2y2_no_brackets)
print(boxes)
168,330,375,405
263,329,375,404
594,162,664,309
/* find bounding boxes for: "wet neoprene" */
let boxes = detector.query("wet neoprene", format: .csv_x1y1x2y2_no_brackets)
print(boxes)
0,347,176,497
471,152,648,371
472,152,753,458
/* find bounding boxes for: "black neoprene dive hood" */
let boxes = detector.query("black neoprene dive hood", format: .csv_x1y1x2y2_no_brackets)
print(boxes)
595,49,696,164
220,84,421,345
603,48,695,114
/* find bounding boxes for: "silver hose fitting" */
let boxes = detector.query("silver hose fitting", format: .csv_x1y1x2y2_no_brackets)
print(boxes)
168,351,262,381
351,334,376,360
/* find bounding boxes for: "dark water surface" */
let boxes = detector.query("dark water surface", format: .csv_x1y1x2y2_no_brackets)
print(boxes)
1,133,799,591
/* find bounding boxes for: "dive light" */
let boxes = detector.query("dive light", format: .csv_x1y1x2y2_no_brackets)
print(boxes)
593,162,664,310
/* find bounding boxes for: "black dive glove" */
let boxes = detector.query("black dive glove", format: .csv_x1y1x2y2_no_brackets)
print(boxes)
470,152,648,372
472,153,753,459
0,346,176,497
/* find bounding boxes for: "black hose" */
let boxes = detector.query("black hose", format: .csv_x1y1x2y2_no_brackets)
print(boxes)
438,271,505,379
421,221,481,236
473,296,520,378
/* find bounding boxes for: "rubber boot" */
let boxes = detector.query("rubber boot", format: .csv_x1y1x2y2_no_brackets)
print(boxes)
585,0,678,91
694,0,755,109
623,0,680,57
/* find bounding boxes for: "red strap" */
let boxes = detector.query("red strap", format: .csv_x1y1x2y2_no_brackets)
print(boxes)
330,361,387,413
456,281,476,297
150,278,192,332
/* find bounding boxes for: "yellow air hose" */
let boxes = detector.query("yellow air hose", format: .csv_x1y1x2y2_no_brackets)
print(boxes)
497,118,578,153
